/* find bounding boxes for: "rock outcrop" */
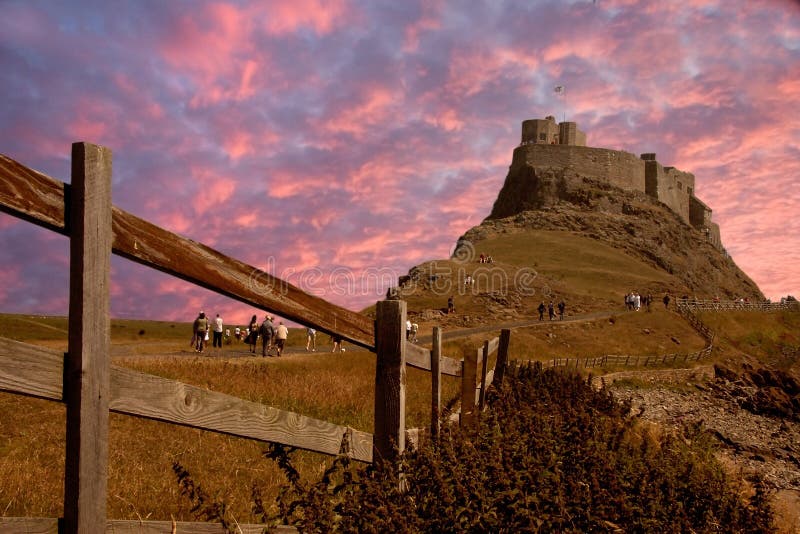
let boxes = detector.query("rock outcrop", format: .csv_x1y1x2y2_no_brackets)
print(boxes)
457,168,762,300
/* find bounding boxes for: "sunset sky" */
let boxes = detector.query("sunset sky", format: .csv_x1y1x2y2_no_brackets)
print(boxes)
1,0,798,325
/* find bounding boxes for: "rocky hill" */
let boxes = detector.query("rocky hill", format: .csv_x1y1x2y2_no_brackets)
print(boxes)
460,166,762,301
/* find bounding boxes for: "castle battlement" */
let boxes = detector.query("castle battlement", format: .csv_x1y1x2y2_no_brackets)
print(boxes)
515,118,722,249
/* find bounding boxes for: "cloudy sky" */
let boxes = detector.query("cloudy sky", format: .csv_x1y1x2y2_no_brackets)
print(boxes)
1,0,798,324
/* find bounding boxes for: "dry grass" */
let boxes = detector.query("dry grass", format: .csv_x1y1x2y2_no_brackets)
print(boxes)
697,310,800,368
0,319,461,522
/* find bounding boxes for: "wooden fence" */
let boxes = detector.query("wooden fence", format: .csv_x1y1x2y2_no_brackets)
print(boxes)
0,146,507,533
676,298,799,312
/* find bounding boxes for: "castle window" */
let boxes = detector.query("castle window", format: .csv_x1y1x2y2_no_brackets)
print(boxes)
677,181,683,191
687,187,693,196
539,133,547,141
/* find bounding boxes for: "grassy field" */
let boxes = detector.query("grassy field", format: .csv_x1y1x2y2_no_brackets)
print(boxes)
0,313,464,522
1,304,795,522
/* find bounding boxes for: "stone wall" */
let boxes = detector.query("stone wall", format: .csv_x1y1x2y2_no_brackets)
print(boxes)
516,144,645,193
690,196,721,249
642,157,693,223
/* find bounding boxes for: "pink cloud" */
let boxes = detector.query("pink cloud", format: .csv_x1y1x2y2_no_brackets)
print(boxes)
320,86,400,138
260,0,351,35
401,1,444,53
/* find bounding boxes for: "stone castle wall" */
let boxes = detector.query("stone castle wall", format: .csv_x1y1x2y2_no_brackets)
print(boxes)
643,157,694,223
513,118,723,250
514,144,645,193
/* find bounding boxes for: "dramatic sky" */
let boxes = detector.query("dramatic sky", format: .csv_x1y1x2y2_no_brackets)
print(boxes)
1,0,798,325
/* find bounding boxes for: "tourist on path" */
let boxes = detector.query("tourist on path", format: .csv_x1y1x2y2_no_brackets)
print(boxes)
247,314,258,354
557,300,565,320
548,301,556,321
306,327,317,351
213,313,224,351
192,311,208,353
259,315,275,357
275,321,289,356
331,334,344,353
538,301,545,321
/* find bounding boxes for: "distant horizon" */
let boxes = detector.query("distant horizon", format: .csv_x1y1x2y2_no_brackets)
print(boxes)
1,0,798,324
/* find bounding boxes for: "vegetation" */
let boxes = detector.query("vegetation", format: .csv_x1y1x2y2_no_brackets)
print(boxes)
699,310,800,368
181,363,773,532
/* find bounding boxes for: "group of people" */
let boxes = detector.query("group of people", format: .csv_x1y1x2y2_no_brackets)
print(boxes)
537,300,566,321
624,292,656,312
191,311,225,353
478,253,494,264
193,310,347,356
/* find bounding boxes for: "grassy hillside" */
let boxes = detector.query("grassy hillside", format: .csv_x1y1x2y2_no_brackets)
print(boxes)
698,310,800,368
394,229,682,331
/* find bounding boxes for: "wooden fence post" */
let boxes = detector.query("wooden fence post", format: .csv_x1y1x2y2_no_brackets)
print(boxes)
430,326,442,441
64,142,112,533
460,345,478,429
494,329,510,388
374,300,406,463
478,340,489,410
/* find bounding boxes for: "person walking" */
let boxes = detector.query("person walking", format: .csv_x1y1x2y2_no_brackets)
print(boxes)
538,301,545,321
212,313,224,352
192,311,209,353
331,334,343,353
275,321,289,357
557,300,565,320
306,327,317,351
259,315,275,357
247,314,258,354
548,301,555,321
663,293,671,310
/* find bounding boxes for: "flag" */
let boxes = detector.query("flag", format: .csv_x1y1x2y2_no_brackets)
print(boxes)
554,85,564,94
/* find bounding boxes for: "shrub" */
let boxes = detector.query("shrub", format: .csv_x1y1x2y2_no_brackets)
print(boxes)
181,363,775,532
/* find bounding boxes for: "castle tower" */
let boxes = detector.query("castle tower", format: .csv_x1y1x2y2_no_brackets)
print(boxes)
521,116,559,144
558,121,586,146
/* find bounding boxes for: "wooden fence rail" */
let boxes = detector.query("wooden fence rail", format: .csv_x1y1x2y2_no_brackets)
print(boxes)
1,145,507,533
676,299,799,312
0,153,374,349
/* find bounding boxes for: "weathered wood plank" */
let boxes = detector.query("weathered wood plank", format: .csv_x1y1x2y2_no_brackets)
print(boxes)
0,517,296,533
478,341,489,410
110,365,373,463
494,329,510,387
0,338,63,400
430,326,442,440
0,338,373,462
373,300,406,462
440,355,462,377
64,142,112,534
486,336,500,356
0,153,374,349
405,341,431,370
460,346,478,429
405,340,460,376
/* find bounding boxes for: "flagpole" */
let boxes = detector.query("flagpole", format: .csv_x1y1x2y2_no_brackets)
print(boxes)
554,85,566,122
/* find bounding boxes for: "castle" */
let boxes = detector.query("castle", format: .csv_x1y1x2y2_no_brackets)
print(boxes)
515,116,722,249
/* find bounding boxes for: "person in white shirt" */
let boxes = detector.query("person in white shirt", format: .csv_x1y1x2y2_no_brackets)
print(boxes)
275,321,289,356
213,314,224,350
